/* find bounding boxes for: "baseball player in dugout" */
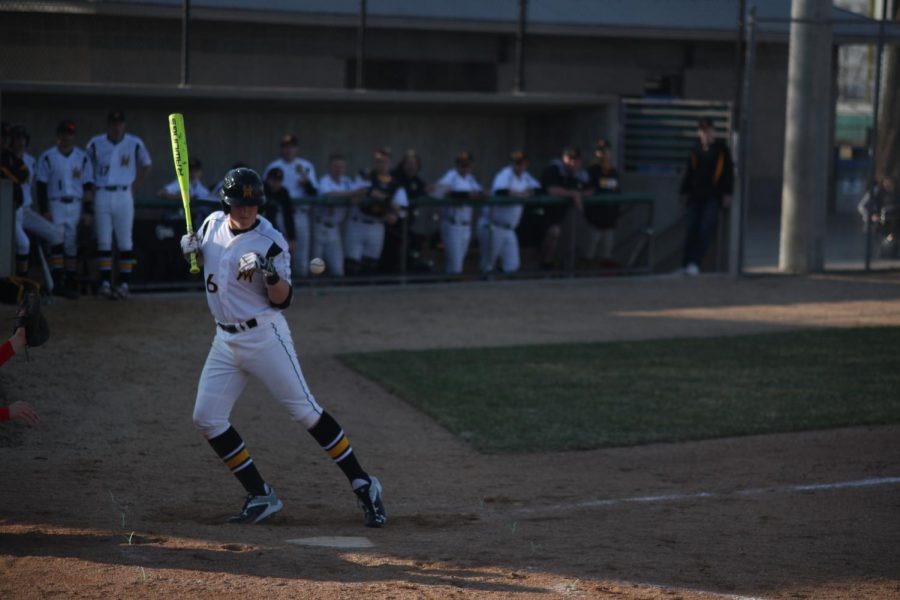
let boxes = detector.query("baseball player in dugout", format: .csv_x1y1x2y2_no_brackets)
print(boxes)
0,122,29,216
435,151,484,275
477,150,540,276
179,167,386,527
315,153,364,277
87,110,152,299
346,147,408,275
263,133,317,279
262,168,297,254
34,121,95,297
539,147,594,269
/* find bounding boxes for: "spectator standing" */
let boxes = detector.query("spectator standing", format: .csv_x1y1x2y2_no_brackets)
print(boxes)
435,151,483,275
478,150,540,275
263,134,317,279
34,121,94,297
87,110,152,299
679,118,734,276
345,148,407,275
315,154,363,277
539,147,593,270
583,138,622,264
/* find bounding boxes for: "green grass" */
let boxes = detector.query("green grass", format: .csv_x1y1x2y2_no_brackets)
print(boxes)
339,327,900,453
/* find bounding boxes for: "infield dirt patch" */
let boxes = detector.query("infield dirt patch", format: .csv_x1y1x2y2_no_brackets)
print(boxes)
1,273,899,599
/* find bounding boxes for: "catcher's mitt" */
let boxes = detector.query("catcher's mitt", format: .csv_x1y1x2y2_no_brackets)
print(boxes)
16,292,49,347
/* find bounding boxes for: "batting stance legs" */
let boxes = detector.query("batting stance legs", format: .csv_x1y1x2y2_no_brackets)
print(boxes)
193,314,385,526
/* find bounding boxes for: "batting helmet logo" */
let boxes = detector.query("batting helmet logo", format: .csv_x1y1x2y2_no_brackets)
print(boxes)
242,185,254,199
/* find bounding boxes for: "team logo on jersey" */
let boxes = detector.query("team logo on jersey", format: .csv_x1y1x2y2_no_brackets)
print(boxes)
242,185,254,199
72,167,82,180
120,155,131,167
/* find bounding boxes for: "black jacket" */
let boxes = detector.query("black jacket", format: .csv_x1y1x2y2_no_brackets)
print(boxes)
680,140,734,204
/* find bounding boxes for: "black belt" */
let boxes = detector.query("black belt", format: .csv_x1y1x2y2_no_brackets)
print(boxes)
491,221,515,230
217,318,258,334
101,185,129,191
52,197,80,204
315,219,337,228
352,217,377,225
448,219,470,227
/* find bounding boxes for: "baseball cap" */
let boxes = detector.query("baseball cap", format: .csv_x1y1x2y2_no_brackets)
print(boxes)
698,117,715,129
266,167,284,180
57,120,76,135
562,147,581,160
510,150,527,164
455,150,474,165
280,133,298,147
107,110,126,122
188,157,202,170
595,138,611,151
374,146,392,158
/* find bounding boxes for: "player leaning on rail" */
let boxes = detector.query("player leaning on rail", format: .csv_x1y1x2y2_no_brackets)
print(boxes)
180,167,386,527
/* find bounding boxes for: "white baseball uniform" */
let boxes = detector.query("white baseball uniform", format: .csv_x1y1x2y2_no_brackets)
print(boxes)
477,166,540,274
314,174,354,277
344,172,407,265
87,132,151,252
192,211,322,440
264,157,317,277
436,168,482,274
14,152,36,256
34,146,94,257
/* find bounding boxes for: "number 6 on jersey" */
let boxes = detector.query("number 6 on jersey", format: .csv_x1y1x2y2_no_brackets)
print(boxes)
168,113,201,274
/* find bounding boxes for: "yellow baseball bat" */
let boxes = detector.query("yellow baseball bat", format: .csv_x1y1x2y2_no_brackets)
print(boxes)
167,113,200,274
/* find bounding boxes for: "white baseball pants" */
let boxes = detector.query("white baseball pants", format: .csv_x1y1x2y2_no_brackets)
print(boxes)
192,313,323,440
441,222,471,274
94,188,134,251
477,224,520,274
344,217,385,261
48,198,83,256
312,221,344,276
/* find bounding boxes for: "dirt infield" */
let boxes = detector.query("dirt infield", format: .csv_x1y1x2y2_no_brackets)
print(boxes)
1,273,899,599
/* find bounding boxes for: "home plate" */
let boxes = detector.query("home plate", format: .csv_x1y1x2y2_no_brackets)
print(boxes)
286,536,374,549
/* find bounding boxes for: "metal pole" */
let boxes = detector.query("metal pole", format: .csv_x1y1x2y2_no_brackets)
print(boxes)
180,0,190,86
356,0,367,90
779,0,833,273
735,8,757,276
733,0,747,126
513,0,528,93
864,0,887,270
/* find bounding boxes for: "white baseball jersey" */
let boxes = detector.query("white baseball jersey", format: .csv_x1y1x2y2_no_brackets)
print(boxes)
87,133,151,186
264,158,317,200
484,165,540,228
163,178,213,201
314,174,354,224
436,168,482,224
21,152,36,209
35,146,94,199
197,212,292,325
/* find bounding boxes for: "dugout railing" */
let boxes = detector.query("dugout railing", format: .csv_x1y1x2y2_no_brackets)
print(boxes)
131,193,654,290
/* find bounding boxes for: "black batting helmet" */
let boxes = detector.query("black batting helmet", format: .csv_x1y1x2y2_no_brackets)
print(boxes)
219,167,265,207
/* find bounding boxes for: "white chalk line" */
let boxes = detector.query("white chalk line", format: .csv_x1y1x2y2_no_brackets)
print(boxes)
514,476,900,515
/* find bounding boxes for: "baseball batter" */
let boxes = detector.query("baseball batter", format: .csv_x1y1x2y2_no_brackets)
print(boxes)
435,151,483,274
34,121,94,296
180,167,386,527
87,110,151,299
263,134,317,278
477,151,540,275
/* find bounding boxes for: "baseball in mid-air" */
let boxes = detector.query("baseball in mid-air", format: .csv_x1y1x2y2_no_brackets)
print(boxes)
309,257,326,275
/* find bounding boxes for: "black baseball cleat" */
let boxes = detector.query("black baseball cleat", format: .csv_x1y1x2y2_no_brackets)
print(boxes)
354,476,387,528
228,485,283,524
